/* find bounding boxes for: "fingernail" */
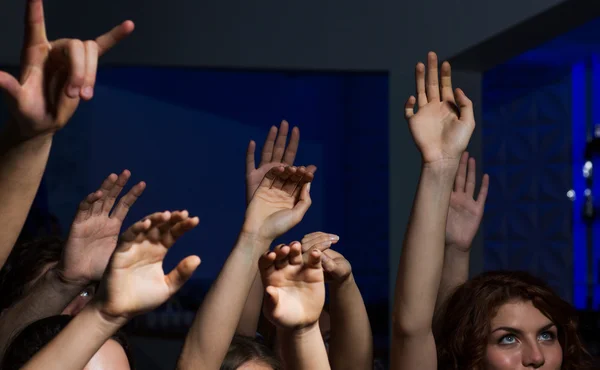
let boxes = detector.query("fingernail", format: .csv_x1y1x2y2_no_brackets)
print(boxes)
82,86,94,98
67,85,80,98
330,235,339,241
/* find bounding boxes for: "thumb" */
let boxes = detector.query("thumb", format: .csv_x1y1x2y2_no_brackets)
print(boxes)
292,182,312,222
165,255,201,295
321,253,337,272
265,285,280,307
0,71,21,100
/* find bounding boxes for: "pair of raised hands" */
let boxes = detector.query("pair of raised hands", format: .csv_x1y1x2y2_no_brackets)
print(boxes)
259,232,350,330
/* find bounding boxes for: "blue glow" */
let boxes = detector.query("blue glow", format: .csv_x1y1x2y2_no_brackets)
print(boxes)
572,61,587,309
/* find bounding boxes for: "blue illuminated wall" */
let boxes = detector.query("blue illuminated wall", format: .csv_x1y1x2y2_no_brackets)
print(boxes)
482,63,573,300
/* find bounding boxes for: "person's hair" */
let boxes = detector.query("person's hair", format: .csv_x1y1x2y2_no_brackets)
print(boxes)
221,335,281,370
1,315,134,370
0,236,64,311
436,271,592,370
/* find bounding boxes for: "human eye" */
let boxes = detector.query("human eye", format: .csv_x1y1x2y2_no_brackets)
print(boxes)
498,335,517,345
538,331,555,342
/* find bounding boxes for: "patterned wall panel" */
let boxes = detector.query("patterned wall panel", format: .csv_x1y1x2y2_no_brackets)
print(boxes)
482,65,573,300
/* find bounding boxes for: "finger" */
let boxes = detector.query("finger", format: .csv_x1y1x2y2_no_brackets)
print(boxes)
465,157,477,197
281,166,301,194
80,41,98,100
426,51,440,102
111,181,146,221
301,232,339,246
144,211,171,228
265,286,280,307
166,255,201,295
301,232,327,244
302,237,338,253
405,96,416,120
92,173,118,215
476,174,490,205
74,190,103,223
289,242,303,265
454,152,468,192
170,217,200,239
51,39,86,99
0,71,21,100
258,166,284,189
259,126,278,166
271,165,294,190
274,245,291,269
307,249,322,269
321,252,337,273
95,20,135,56
415,63,427,108
24,0,47,48
103,170,130,214
440,61,455,103
291,168,314,198
259,251,277,272
121,218,151,241
272,120,290,163
282,126,299,165
246,140,256,173
159,210,189,233
291,182,312,223
455,88,474,123
306,165,317,174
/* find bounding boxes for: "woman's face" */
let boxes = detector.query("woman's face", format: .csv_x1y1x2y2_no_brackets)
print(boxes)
84,339,130,370
484,300,562,369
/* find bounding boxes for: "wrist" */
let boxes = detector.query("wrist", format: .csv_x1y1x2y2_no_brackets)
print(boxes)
237,230,274,247
445,243,472,255
330,273,355,290
81,302,127,334
284,321,321,338
422,159,460,176
48,268,90,290
3,118,54,146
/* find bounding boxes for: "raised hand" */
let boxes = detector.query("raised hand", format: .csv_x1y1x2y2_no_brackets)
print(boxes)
446,153,489,252
260,243,325,329
59,170,146,282
299,232,351,283
0,0,134,139
246,121,316,203
404,52,475,165
96,211,200,322
243,166,314,242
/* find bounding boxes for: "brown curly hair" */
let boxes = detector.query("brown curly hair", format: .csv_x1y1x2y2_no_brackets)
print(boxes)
435,271,592,370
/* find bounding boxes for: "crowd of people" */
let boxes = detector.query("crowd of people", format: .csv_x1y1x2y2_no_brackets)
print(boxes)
0,0,592,369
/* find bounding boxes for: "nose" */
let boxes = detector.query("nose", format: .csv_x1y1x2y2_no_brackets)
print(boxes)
522,342,545,368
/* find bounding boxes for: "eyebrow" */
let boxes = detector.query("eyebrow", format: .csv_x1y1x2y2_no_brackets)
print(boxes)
491,323,556,334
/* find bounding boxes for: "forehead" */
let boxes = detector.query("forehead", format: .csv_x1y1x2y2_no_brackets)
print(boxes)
490,300,553,329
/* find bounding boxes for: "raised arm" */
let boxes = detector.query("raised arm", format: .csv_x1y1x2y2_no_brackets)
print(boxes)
436,153,488,312
0,0,134,268
302,232,373,370
261,242,330,370
178,166,314,370
19,210,200,370
391,52,475,370
239,121,312,337
0,171,144,357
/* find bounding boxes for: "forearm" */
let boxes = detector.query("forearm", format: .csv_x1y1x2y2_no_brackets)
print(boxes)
436,246,470,312
0,268,87,357
281,324,331,370
236,272,264,337
392,162,457,336
178,232,270,370
328,275,373,370
0,123,53,268
21,304,123,370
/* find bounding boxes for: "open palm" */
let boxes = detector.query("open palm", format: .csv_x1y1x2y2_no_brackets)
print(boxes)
244,166,314,242
445,153,489,252
261,244,325,329
98,211,200,320
61,170,145,282
0,0,134,138
405,52,475,164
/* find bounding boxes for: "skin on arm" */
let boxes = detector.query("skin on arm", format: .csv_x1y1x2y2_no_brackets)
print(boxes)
0,0,134,269
261,242,330,370
20,210,200,370
178,166,314,370
436,153,488,313
0,171,144,358
301,232,373,370
391,52,476,370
